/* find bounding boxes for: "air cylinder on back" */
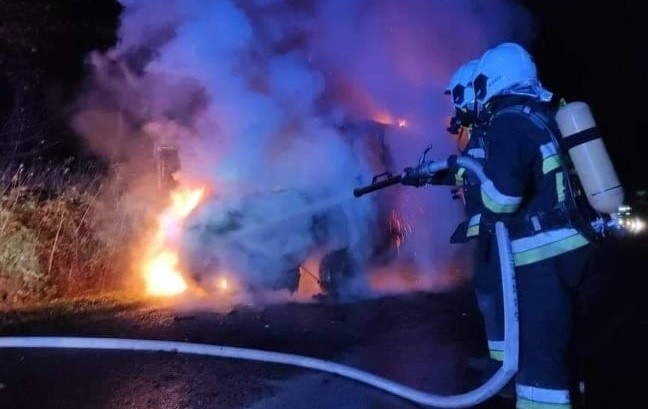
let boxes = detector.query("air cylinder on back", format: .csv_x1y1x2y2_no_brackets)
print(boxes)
555,101,624,215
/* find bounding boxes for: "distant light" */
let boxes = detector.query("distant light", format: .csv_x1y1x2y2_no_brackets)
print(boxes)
620,216,646,235
629,218,645,234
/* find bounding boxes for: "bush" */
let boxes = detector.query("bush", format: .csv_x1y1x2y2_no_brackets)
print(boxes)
0,161,145,307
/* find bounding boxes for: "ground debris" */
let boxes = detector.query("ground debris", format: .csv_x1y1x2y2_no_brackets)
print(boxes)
173,315,196,322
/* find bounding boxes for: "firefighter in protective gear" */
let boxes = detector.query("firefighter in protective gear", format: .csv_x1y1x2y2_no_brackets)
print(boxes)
403,59,508,391
443,59,511,397
448,42,595,409
445,59,479,137
442,58,486,243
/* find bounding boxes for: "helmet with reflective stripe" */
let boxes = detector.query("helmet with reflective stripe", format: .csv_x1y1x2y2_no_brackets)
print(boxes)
445,59,478,111
472,42,537,104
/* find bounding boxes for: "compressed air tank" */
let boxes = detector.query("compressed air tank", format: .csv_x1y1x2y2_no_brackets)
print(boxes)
555,101,624,215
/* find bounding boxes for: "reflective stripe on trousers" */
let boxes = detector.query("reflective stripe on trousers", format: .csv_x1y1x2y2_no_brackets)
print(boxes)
488,340,504,361
516,384,571,409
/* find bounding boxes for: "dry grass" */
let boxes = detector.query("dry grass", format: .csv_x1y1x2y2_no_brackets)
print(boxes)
0,160,151,308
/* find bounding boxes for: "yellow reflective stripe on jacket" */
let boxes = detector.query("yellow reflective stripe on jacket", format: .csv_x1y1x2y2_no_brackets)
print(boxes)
540,142,561,174
466,213,481,237
467,225,479,237
511,228,589,266
516,385,571,409
481,180,523,214
454,167,466,186
542,156,561,174
555,172,565,203
467,213,481,237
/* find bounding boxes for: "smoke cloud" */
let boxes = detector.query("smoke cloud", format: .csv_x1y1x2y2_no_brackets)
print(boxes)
73,0,533,301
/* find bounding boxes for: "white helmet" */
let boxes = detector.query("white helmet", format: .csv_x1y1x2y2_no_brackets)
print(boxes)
472,42,538,104
444,59,478,111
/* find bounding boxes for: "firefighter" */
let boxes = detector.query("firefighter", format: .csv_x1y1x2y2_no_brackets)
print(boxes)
444,58,486,242
446,42,597,409
402,60,508,394
442,60,512,397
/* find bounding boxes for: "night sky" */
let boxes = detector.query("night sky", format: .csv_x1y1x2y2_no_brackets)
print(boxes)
518,1,647,196
0,0,645,196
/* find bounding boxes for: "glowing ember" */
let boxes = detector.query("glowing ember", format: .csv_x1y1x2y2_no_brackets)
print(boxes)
397,118,408,128
142,186,205,297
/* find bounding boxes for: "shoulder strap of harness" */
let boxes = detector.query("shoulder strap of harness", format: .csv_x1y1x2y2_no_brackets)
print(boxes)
491,103,603,241
492,104,552,132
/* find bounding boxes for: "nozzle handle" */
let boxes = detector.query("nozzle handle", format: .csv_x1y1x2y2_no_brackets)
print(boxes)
353,173,403,197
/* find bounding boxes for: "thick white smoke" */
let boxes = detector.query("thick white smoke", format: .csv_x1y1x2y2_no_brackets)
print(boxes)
72,0,533,300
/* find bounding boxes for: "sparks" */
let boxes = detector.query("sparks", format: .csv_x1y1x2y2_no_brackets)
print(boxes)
390,210,412,251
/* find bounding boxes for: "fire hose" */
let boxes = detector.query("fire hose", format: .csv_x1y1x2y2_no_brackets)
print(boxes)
0,159,519,408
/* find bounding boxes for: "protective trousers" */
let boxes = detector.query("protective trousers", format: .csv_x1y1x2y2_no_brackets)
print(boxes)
474,231,593,409
473,232,505,362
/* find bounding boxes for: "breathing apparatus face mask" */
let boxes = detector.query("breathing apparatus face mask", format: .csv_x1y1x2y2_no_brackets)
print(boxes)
473,73,488,101
446,82,477,134
447,106,476,135
447,107,474,153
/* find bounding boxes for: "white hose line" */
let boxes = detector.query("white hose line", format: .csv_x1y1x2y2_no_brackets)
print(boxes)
0,158,519,408
0,331,509,409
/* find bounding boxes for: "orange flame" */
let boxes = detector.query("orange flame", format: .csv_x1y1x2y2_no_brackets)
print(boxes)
374,112,394,125
142,186,205,297
374,112,408,128
144,251,187,296
217,276,229,291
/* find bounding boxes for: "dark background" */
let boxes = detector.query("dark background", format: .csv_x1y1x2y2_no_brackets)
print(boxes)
0,0,121,162
519,1,647,200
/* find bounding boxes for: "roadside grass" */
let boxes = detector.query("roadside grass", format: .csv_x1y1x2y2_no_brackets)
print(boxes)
0,160,152,309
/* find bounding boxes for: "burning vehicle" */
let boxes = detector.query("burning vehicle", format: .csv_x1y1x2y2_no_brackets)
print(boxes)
73,13,417,303
179,188,371,298
150,120,403,300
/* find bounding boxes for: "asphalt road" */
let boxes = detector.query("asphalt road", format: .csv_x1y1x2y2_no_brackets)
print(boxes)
0,236,646,409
